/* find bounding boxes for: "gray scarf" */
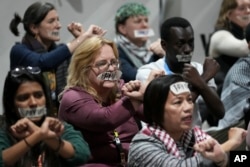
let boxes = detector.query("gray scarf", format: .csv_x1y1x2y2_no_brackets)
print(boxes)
114,34,152,68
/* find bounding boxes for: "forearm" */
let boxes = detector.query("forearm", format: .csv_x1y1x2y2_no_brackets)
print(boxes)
221,140,240,153
214,152,228,167
2,140,30,166
196,84,225,118
201,73,214,84
209,30,249,58
66,33,90,53
44,138,75,159
2,131,42,166
59,96,135,131
59,123,91,165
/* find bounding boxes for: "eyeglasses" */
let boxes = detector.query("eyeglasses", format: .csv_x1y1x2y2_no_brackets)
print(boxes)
235,5,250,12
11,66,41,77
92,59,119,71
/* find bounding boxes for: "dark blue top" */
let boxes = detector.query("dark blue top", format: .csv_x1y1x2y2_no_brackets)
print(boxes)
118,45,160,83
10,34,71,106
10,43,71,71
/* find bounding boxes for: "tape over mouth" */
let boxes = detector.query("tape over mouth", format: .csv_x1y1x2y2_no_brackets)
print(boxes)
134,29,155,38
97,70,122,81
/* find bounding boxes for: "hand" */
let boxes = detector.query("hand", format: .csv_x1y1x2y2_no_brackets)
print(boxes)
246,122,250,149
146,70,165,83
148,38,165,57
182,63,205,89
84,24,106,38
228,127,247,150
121,80,144,101
10,118,39,139
194,138,227,165
40,117,64,139
202,58,220,82
67,22,84,38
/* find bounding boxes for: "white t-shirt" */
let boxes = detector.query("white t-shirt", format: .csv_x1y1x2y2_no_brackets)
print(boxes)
136,58,217,127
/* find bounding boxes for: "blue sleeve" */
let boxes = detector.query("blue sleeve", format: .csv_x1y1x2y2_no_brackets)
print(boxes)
10,43,71,71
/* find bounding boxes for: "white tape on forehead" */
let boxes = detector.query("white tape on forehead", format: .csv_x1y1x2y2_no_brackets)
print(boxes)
170,82,190,95
134,29,155,38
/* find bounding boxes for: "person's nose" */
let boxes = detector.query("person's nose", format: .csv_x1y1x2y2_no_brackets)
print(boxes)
29,96,38,107
183,44,192,54
183,100,193,113
56,20,62,29
246,6,250,13
141,20,149,28
107,63,116,71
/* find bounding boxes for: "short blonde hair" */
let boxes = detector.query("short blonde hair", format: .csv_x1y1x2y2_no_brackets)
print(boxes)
65,36,119,103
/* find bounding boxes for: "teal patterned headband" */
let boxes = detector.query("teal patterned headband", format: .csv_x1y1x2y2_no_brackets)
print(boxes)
115,2,150,23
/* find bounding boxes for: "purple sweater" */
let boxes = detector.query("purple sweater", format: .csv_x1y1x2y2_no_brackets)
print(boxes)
58,86,143,166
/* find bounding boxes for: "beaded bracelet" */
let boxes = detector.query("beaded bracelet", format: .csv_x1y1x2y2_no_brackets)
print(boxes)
24,138,32,148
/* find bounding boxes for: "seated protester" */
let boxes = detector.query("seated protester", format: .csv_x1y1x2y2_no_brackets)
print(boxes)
128,75,247,167
136,17,225,127
204,23,250,145
114,2,165,82
208,0,250,97
9,2,105,115
0,67,90,167
58,36,150,166
217,22,250,130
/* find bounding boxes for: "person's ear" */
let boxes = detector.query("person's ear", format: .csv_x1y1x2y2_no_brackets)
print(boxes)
226,10,232,20
161,39,167,51
118,24,127,35
29,24,38,36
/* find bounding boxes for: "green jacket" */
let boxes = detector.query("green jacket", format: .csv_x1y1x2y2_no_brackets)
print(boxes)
0,122,90,167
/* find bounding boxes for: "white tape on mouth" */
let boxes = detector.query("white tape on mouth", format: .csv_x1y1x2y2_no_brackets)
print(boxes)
134,29,155,38
237,15,250,21
176,54,192,62
18,106,47,118
97,70,122,81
